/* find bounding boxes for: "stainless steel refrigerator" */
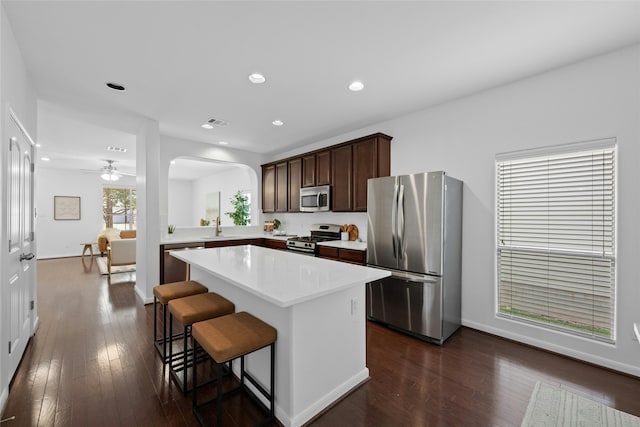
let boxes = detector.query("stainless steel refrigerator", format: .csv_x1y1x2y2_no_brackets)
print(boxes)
366,171,462,344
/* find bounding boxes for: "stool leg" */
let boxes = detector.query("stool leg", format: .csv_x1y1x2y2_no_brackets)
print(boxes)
153,297,158,343
217,362,224,426
270,343,275,419
163,303,168,362
168,313,173,368
183,324,189,393
192,337,198,407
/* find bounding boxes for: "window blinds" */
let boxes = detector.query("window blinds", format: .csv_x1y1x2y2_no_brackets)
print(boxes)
496,144,615,341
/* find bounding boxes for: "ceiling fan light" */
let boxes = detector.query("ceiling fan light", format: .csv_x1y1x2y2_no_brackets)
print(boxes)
101,172,120,181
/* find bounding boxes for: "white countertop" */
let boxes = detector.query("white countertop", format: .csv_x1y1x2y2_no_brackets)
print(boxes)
160,234,293,245
317,240,367,251
172,245,389,307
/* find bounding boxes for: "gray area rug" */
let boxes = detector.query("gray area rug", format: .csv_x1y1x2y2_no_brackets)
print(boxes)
96,256,136,275
521,381,640,427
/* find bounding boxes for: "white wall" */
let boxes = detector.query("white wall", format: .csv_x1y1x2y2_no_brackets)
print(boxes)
0,1,38,412
159,135,265,242
34,168,136,258
274,45,640,376
191,167,252,227
167,179,192,226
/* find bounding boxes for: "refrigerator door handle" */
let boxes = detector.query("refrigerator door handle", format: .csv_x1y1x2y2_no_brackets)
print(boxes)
391,183,399,259
398,184,405,259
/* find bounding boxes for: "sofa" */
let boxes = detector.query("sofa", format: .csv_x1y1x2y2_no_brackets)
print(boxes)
97,228,136,256
107,238,136,278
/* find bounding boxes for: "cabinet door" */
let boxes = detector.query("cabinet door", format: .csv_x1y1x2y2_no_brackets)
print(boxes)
316,150,331,185
353,138,378,212
331,145,353,211
275,162,288,212
302,154,316,187
288,158,302,212
262,164,275,212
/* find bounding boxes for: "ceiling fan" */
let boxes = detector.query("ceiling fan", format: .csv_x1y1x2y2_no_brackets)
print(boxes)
83,160,134,182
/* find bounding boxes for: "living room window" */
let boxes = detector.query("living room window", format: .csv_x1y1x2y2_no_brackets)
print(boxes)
103,186,137,230
496,139,616,342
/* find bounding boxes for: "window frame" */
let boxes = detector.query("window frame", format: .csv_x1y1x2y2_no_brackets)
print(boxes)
102,185,137,230
495,138,617,343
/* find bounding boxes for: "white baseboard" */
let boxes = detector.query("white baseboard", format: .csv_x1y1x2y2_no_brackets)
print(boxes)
462,319,640,378
0,386,8,421
134,285,152,304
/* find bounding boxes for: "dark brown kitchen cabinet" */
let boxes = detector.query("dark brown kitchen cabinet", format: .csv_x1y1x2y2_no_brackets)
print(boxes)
262,164,275,212
331,145,353,212
288,158,302,212
261,133,391,212
316,150,331,185
317,246,366,265
262,238,288,250
302,154,316,187
353,135,391,211
205,239,258,248
275,161,288,212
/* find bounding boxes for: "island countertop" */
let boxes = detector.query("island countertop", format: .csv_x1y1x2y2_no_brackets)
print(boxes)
172,245,390,308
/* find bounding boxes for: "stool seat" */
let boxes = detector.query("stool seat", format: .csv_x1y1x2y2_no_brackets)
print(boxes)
168,292,235,394
192,312,277,363
154,280,207,305
168,293,235,326
191,312,277,426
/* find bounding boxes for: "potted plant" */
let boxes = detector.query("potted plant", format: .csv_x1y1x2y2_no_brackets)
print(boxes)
226,191,250,226
168,224,176,234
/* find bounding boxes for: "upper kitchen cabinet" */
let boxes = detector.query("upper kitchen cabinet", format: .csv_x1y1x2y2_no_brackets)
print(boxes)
261,132,391,213
353,134,391,211
288,158,302,212
316,150,331,185
275,161,288,212
302,154,316,187
262,164,276,212
331,144,353,212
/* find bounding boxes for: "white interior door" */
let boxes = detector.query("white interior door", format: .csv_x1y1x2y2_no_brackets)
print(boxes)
6,113,35,381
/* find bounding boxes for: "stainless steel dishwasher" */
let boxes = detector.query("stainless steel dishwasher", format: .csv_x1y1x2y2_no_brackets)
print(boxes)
162,242,205,283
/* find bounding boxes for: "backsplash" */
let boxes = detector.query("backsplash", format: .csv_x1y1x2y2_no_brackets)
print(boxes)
262,212,368,240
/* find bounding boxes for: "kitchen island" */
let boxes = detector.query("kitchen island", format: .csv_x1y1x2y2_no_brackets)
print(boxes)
172,245,390,427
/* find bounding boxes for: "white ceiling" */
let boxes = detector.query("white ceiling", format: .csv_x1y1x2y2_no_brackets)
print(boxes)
4,1,640,179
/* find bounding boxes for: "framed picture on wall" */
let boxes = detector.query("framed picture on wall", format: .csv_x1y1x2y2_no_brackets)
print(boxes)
54,196,81,220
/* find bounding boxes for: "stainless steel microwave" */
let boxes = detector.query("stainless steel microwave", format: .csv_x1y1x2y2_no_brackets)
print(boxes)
300,185,331,212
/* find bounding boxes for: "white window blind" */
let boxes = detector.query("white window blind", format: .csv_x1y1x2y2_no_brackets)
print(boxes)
496,143,616,342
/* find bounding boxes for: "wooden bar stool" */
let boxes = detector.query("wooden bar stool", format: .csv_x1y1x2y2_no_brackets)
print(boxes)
168,293,235,394
191,311,277,426
152,281,208,363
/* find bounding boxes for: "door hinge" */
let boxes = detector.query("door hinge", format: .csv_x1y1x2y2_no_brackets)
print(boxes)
31,162,35,173
30,300,34,310
8,341,11,354
30,231,35,241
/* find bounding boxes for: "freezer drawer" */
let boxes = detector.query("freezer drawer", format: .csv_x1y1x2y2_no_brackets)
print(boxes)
366,274,442,342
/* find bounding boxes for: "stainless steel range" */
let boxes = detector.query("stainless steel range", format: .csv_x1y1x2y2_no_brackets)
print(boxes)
286,224,342,255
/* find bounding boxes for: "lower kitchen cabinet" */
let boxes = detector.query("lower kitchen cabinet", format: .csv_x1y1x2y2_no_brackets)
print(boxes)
262,238,288,250
318,246,366,265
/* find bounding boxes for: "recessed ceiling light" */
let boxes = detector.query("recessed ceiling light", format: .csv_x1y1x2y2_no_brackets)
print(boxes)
272,120,284,126
41,157,50,161
170,160,176,165
35,143,41,148
106,82,126,91
249,73,266,84
348,81,364,92
219,141,229,146
201,123,214,129
107,145,127,153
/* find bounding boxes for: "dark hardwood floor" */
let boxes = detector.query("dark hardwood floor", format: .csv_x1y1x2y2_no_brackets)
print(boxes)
2,256,639,426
